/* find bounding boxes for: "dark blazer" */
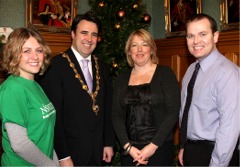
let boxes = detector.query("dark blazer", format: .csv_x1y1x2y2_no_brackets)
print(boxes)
39,48,115,165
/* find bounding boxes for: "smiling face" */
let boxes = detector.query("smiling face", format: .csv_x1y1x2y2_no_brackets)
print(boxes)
71,19,98,58
186,18,219,60
18,36,44,80
128,35,152,67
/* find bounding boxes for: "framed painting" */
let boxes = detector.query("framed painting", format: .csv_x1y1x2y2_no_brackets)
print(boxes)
164,0,202,37
26,0,78,33
220,0,239,31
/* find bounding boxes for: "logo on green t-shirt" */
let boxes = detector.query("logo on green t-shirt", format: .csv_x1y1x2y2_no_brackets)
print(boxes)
40,103,56,119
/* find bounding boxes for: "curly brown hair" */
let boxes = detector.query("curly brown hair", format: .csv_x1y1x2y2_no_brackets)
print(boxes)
1,28,51,76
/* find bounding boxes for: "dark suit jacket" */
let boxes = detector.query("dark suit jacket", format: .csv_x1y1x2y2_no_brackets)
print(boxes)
39,48,115,165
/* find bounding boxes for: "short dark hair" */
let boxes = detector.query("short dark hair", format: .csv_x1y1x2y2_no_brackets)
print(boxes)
71,10,101,34
186,13,218,33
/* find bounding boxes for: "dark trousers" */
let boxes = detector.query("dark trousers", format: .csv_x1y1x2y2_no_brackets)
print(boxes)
183,140,239,166
121,140,174,166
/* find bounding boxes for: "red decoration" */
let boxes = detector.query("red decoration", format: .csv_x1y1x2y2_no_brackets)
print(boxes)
117,9,126,19
97,36,103,43
142,13,151,23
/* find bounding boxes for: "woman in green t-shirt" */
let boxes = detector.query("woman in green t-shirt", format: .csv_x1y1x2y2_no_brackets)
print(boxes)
0,28,59,166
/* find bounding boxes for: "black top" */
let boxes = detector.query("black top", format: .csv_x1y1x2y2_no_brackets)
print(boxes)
112,65,181,148
125,84,157,145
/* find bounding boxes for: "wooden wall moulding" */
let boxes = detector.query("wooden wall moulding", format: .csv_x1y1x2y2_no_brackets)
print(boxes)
39,31,72,56
217,31,240,66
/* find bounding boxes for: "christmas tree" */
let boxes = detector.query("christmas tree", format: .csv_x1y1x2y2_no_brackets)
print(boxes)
89,0,151,76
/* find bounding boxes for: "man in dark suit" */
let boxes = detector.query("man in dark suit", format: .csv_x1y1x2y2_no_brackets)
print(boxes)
39,10,115,166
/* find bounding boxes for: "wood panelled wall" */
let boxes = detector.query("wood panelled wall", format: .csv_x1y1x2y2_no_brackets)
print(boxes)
40,30,239,82
40,31,72,56
155,30,240,83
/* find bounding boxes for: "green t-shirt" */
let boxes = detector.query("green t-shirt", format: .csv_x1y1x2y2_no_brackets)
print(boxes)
0,75,56,166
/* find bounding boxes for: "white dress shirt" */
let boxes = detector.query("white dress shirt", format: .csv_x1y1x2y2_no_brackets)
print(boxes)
71,46,93,78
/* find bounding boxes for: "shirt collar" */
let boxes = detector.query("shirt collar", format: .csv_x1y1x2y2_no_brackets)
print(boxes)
198,49,220,72
71,46,92,63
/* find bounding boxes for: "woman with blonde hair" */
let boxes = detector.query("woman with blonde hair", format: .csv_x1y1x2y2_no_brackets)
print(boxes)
112,29,180,166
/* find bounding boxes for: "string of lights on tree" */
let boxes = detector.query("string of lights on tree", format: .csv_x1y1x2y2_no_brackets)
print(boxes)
89,0,151,76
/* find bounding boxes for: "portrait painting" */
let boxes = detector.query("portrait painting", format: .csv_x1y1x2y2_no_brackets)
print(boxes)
164,0,202,37
220,0,239,31
26,0,78,33
228,0,239,23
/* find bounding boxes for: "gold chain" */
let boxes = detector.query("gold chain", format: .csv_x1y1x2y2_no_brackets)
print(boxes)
62,52,100,116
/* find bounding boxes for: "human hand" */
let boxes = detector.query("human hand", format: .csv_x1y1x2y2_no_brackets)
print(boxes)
135,143,158,166
178,148,184,166
103,146,114,163
135,158,148,166
59,157,74,167
128,146,146,165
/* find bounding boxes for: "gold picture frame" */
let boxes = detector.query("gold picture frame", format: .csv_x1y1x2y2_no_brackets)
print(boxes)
26,0,78,33
164,0,202,37
220,0,239,31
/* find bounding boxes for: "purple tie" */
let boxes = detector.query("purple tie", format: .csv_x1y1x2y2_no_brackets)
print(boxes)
82,59,93,92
